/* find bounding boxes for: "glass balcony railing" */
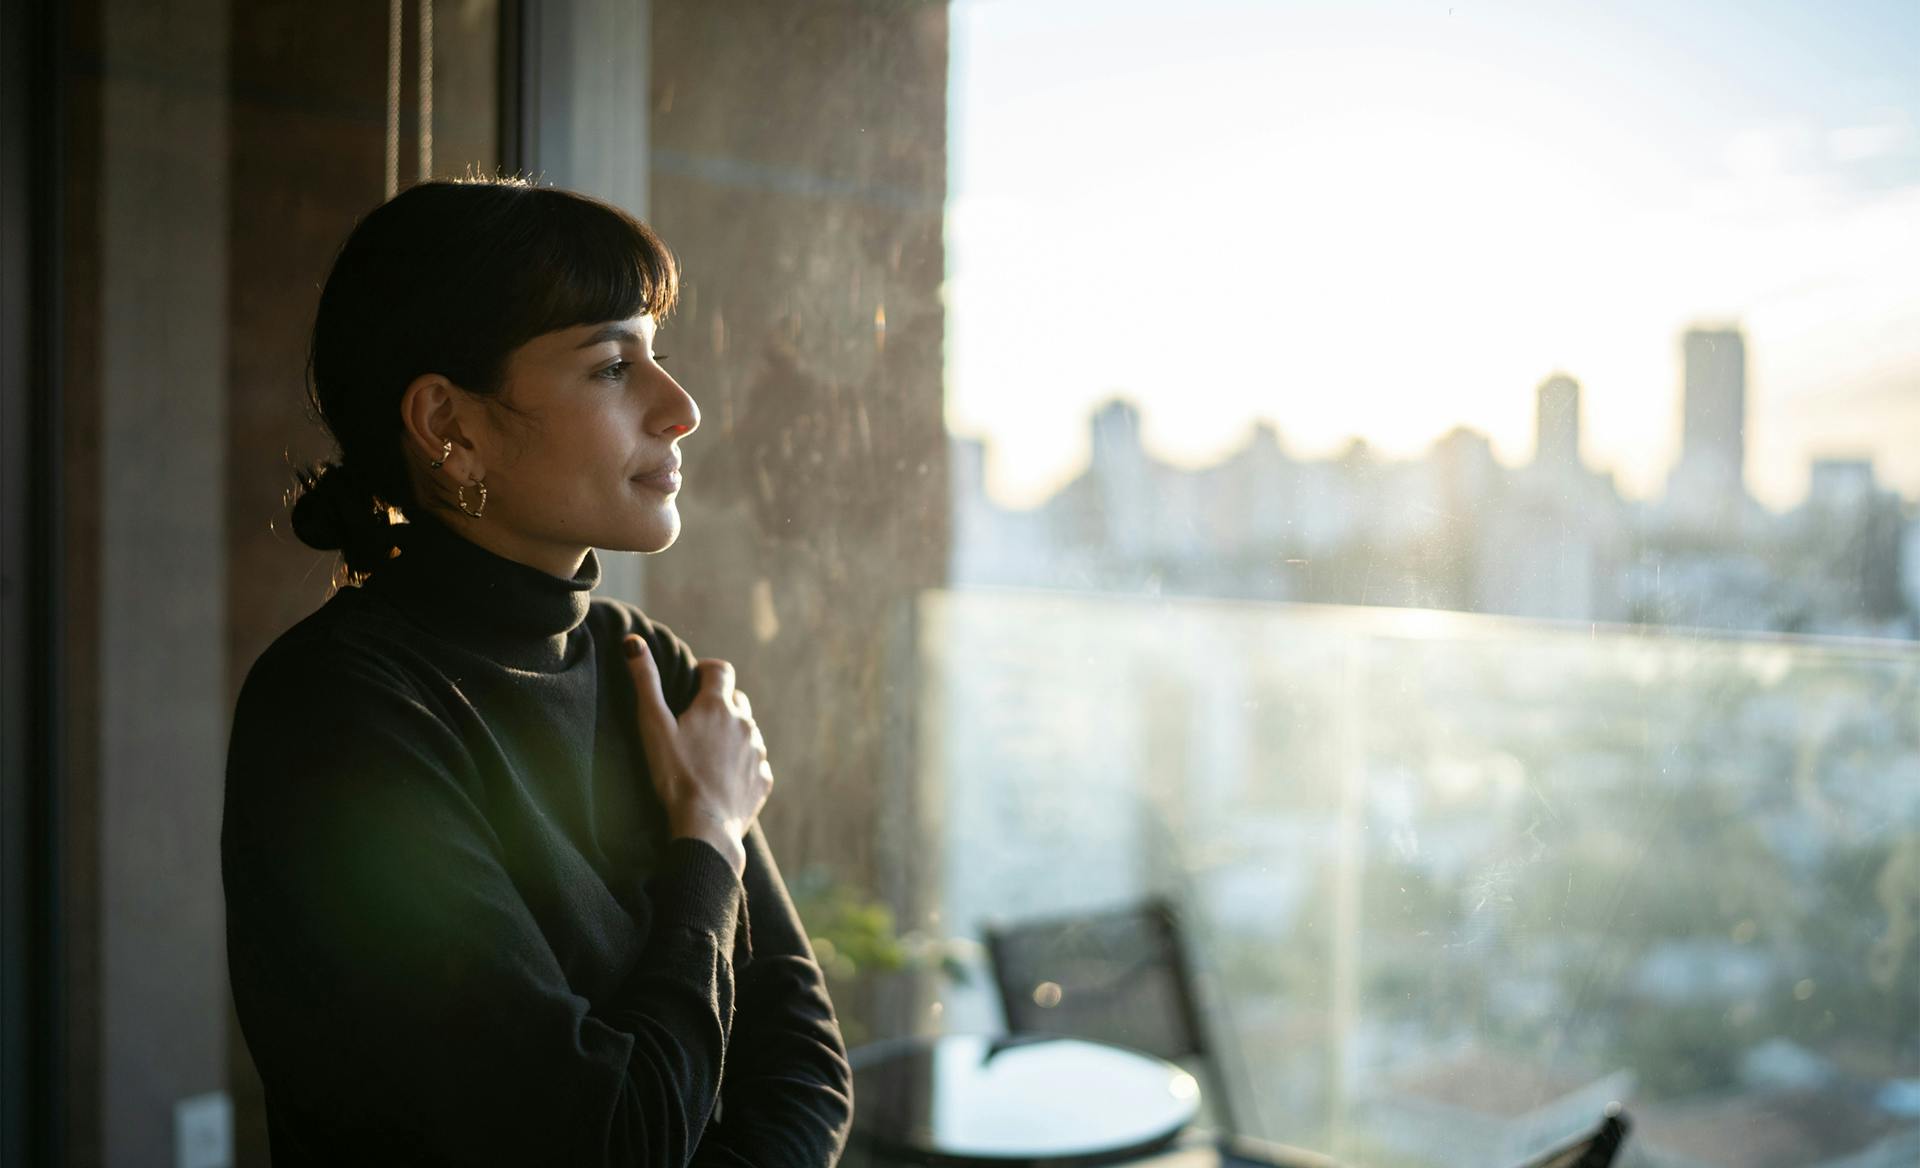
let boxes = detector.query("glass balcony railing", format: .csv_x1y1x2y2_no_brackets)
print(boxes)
910,587,1920,1168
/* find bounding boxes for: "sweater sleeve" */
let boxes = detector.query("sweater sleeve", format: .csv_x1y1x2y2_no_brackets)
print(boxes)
222,641,746,1167
690,823,856,1167
637,620,856,1167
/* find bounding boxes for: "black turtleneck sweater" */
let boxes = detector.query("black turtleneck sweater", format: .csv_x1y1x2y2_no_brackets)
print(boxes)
221,511,853,1166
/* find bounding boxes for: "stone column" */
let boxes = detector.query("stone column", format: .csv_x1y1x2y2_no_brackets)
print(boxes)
646,0,951,1039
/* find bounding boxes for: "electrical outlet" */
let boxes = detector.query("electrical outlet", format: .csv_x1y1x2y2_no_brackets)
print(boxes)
174,1091,232,1168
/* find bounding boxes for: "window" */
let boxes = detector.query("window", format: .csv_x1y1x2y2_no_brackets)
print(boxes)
26,3,1916,1165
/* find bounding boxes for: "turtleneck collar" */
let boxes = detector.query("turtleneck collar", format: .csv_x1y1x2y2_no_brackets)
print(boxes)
362,509,601,672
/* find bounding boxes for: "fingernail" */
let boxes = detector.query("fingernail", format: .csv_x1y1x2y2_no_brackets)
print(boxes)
624,637,641,659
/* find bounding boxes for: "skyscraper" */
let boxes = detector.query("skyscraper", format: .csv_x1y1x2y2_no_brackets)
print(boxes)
1669,326,1748,509
1535,373,1582,471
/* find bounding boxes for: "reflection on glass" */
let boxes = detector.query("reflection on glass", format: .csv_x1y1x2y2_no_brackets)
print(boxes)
917,591,1920,1167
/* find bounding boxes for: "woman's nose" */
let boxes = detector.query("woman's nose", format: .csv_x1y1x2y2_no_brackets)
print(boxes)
656,375,700,438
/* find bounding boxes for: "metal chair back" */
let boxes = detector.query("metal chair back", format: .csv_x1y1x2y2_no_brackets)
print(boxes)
983,897,1240,1135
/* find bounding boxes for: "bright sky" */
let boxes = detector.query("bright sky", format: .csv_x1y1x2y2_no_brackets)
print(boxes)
943,0,1920,510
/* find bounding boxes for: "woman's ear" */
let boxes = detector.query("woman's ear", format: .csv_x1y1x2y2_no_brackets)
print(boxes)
400,372,483,480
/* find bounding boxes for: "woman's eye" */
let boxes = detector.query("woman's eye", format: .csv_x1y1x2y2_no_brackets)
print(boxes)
653,353,669,364
596,360,630,381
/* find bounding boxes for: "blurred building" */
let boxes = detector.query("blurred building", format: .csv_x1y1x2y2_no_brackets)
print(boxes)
1904,515,1920,620
1666,326,1751,527
1779,458,1911,635
1481,373,1627,622
1535,373,1583,475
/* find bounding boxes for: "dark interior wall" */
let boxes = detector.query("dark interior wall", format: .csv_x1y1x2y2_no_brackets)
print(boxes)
644,0,951,1035
59,2,106,1160
3,0,65,1161
62,0,232,1162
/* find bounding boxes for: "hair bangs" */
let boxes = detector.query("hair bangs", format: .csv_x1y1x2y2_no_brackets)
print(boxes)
511,189,680,343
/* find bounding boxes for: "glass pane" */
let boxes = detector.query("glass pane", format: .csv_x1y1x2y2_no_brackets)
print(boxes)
916,592,1920,1164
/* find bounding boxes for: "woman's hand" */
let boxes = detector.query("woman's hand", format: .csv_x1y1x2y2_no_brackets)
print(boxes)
624,635,771,879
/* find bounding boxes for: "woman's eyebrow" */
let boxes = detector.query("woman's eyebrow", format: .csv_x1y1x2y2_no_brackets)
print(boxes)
574,323,644,349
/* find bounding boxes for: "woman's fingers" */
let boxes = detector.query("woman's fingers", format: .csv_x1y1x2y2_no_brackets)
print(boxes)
623,635,675,741
629,646,772,832
695,657,736,706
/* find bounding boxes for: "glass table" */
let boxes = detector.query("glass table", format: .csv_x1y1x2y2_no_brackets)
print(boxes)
849,1033,1203,1167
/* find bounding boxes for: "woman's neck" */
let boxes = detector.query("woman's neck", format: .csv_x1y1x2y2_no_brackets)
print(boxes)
414,507,591,581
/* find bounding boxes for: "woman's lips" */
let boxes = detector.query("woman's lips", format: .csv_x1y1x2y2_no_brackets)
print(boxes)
631,458,683,493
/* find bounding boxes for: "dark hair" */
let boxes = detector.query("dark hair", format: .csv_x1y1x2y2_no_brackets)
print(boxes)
287,177,680,581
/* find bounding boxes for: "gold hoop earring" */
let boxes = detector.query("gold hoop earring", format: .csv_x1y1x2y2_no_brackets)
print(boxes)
429,439,452,470
457,476,488,519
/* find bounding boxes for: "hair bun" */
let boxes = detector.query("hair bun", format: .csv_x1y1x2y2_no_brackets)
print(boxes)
289,460,398,576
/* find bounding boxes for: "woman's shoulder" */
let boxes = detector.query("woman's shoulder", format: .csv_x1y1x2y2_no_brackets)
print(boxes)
229,591,474,789
587,596,701,709
589,594,663,634
588,595,693,657
238,586,435,710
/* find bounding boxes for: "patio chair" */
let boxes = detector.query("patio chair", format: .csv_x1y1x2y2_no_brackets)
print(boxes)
984,900,1632,1168
982,897,1245,1137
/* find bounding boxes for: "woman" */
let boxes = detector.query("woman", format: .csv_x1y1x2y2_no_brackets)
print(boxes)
221,178,853,1166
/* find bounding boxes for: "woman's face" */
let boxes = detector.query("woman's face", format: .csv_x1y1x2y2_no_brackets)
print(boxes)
461,313,699,576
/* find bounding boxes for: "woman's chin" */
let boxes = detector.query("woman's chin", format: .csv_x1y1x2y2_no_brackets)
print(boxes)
629,509,682,555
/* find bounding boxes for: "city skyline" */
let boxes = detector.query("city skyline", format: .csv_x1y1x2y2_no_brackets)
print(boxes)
949,317,1920,640
944,0,1920,512
955,336,1919,519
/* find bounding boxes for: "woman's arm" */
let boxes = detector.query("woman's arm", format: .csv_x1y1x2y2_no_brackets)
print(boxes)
689,822,854,1167
223,642,745,1166
636,619,855,1167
